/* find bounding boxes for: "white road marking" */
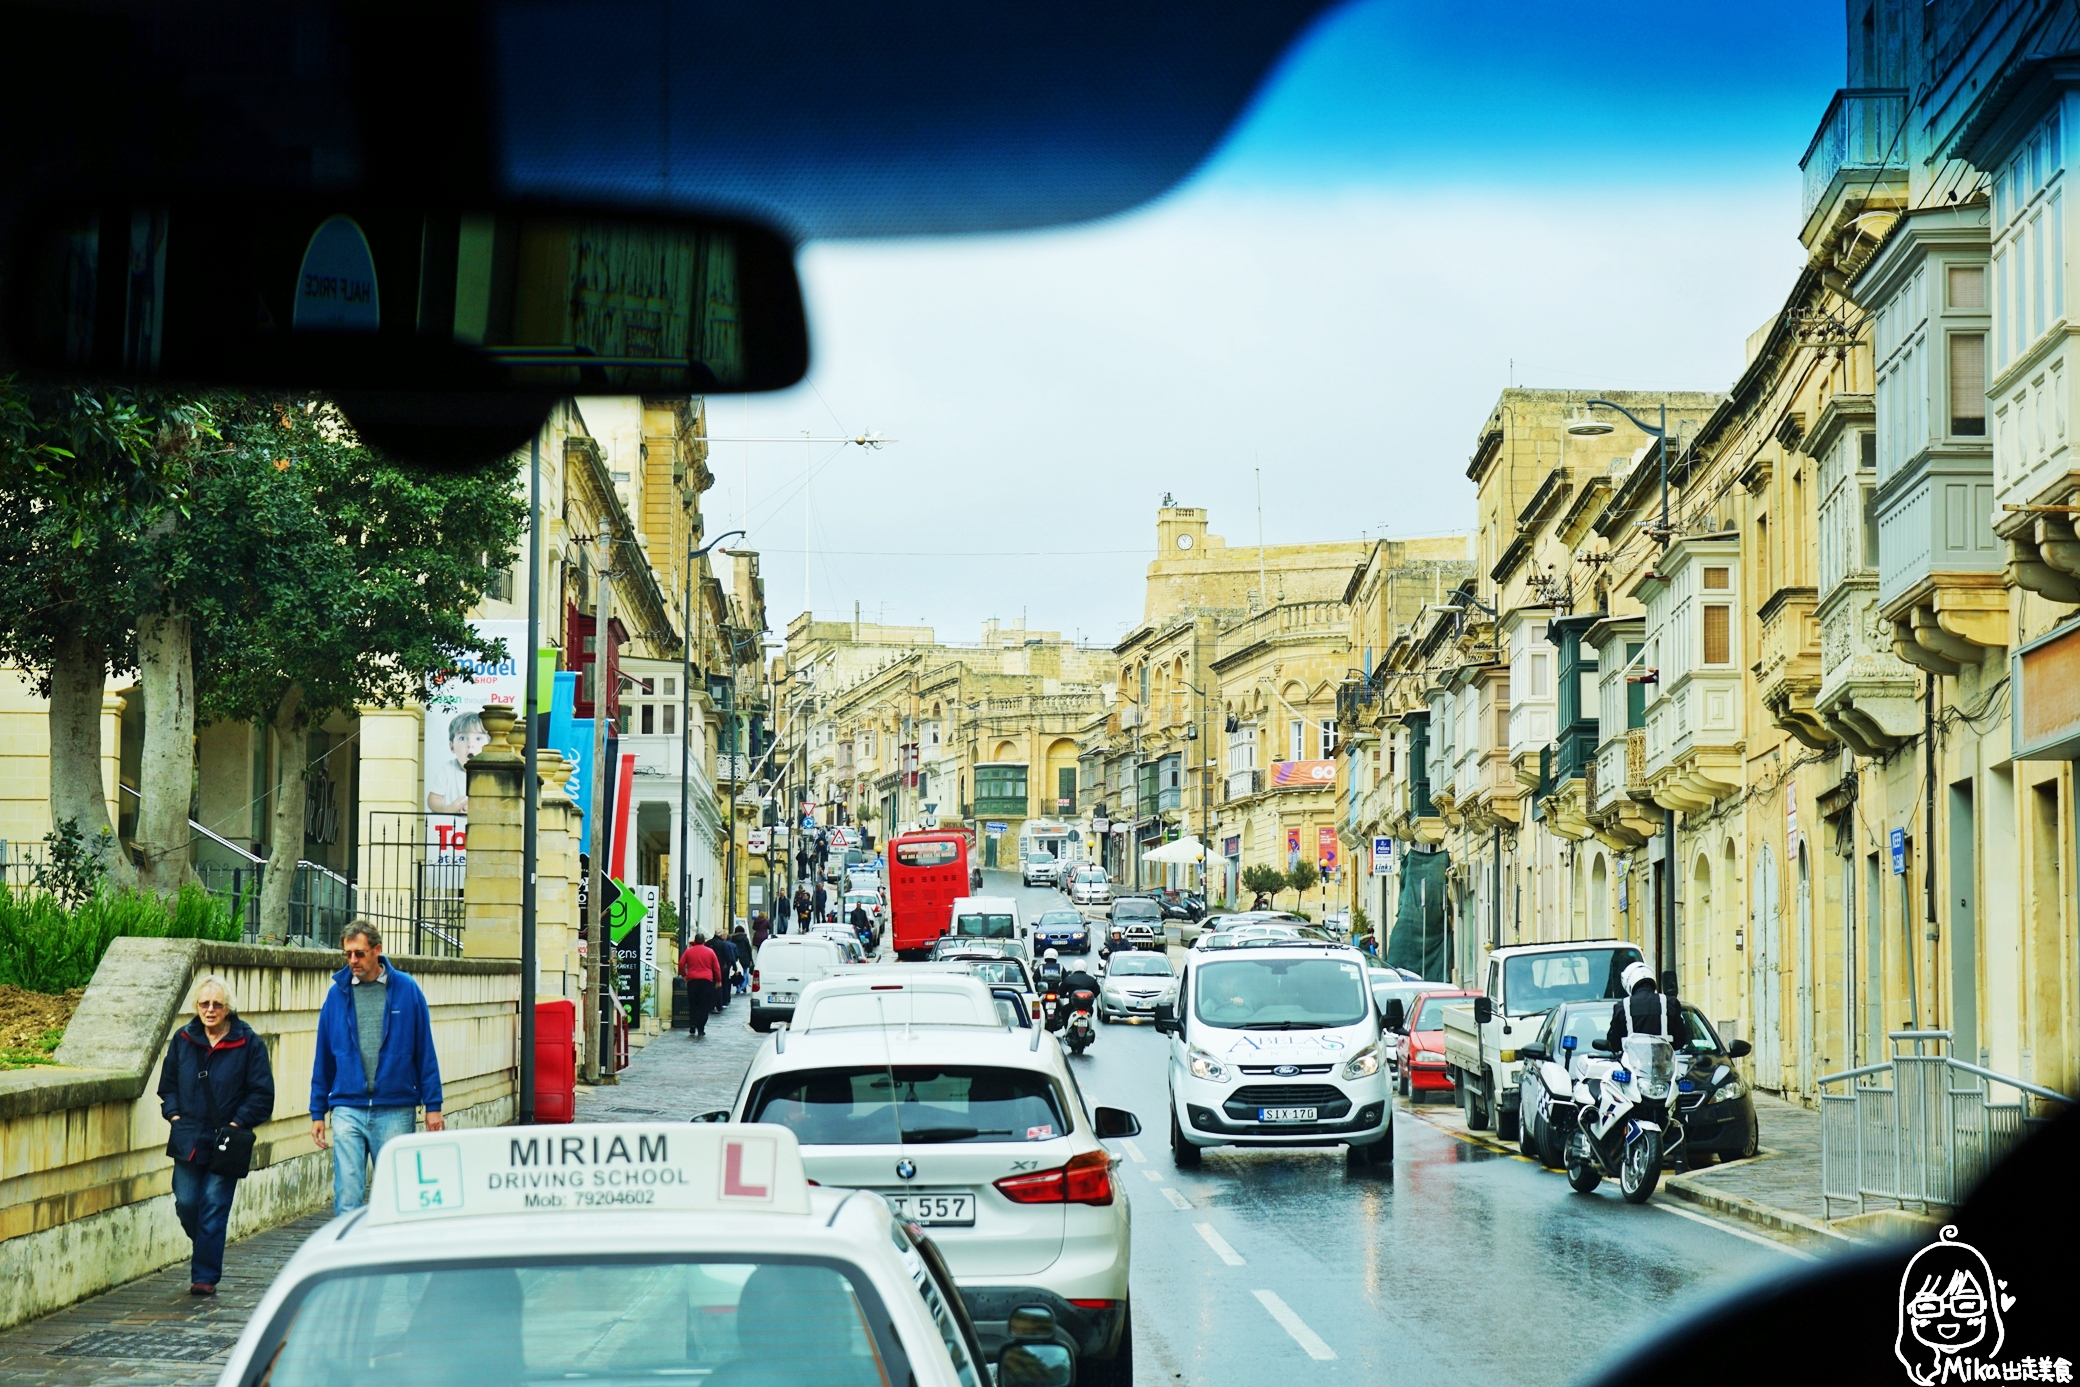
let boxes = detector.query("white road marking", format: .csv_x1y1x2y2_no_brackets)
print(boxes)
1651,1197,1821,1260
1193,1222,1245,1266
1161,1186,1194,1210
1122,1139,1147,1163
1252,1290,1336,1360
1142,1167,1168,1182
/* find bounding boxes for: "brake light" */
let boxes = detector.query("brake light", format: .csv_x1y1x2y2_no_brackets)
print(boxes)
1068,1299,1117,1310
993,1150,1113,1206
751,970,760,994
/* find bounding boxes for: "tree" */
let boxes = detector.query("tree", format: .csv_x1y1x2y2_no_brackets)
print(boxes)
1239,863,1286,904
192,398,526,938
0,381,218,892
1285,860,1321,909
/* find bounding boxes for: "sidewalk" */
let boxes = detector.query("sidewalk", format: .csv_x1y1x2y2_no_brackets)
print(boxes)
1660,1091,1867,1246
0,1214,329,1385
575,997,767,1123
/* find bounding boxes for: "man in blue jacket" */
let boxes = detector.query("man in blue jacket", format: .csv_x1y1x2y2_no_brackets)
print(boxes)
309,922,445,1215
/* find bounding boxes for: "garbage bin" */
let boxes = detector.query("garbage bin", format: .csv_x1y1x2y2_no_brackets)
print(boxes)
534,998,577,1124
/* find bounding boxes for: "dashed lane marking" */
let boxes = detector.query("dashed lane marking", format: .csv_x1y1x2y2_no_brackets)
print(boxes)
1193,1223,1245,1266
1252,1290,1336,1360
1161,1186,1194,1211
1122,1140,1147,1163
1651,1195,1821,1260
1142,1167,1168,1182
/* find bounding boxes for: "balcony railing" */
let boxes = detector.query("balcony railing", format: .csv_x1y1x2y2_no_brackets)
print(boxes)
972,795,1028,818
1624,727,1650,798
1225,769,1263,802
1800,88,1907,224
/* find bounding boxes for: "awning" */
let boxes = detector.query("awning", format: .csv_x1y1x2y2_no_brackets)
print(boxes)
1141,836,1207,865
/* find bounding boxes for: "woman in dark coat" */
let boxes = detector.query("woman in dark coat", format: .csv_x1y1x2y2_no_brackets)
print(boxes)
156,974,275,1296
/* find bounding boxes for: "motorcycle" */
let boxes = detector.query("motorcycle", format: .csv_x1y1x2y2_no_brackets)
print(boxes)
1559,1031,1683,1204
1060,988,1097,1055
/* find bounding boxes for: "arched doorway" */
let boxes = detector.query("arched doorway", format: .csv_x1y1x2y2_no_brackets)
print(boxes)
1752,844,1782,1084
1589,853,1608,936
1691,850,1713,1009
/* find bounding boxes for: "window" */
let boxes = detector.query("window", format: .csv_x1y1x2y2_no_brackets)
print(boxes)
1290,718,1305,760
662,702,676,736
1228,724,1257,772
640,703,655,735
1950,333,1987,435
1859,431,1877,470
1702,566,1730,590
1949,264,1986,310
1319,718,1339,758
746,1066,1066,1146
1703,605,1731,665
974,765,1027,809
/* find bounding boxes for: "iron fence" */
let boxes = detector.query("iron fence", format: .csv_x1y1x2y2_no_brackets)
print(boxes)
1819,1029,2072,1219
360,812,466,957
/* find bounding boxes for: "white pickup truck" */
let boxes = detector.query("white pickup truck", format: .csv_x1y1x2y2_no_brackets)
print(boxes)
1441,939,1645,1142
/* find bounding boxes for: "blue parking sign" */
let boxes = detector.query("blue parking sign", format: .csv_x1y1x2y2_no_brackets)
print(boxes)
1890,827,1905,875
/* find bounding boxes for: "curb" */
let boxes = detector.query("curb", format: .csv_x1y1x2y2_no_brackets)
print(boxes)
1661,1168,1865,1248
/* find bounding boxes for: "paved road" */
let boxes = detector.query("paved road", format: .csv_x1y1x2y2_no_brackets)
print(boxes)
0,869,1834,1387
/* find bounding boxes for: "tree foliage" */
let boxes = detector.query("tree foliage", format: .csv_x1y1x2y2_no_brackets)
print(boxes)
1240,863,1286,899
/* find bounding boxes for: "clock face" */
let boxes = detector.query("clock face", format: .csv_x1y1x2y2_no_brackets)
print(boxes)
1176,533,1194,550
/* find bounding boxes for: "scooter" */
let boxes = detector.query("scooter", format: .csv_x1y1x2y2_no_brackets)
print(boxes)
1060,989,1097,1056
1559,1032,1683,1204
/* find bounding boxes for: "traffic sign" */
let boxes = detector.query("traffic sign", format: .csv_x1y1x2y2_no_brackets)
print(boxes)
1372,837,1395,875
1890,827,1906,875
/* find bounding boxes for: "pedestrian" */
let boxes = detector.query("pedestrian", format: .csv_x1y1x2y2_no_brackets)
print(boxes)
773,891,791,936
812,881,828,921
679,932,720,1038
310,922,444,1217
734,923,756,992
710,928,737,1008
793,886,811,928
752,913,772,950
157,974,274,1297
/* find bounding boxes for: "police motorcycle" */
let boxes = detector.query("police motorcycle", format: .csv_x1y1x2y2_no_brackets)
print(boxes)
1559,1025,1683,1204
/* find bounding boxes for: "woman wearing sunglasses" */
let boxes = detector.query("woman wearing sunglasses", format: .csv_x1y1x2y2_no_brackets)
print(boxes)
156,974,275,1296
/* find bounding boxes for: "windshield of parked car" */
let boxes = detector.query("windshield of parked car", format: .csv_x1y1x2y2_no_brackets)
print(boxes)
1547,1005,1617,1057
1502,947,1641,1014
953,912,1015,938
1410,997,1463,1032
747,1066,1067,1144
261,1258,902,1387
1107,953,1173,977
1193,957,1368,1030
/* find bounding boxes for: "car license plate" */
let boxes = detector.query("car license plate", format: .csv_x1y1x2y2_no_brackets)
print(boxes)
766,991,797,1004
881,1190,974,1226
1259,1107,1317,1123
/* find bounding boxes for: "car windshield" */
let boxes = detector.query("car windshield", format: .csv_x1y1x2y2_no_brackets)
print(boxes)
895,842,959,867
1502,947,1642,1014
964,960,1028,988
1410,998,1463,1032
1193,958,1369,1029
260,1258,900,1387
1038,912,1083,929
746,1066,1068,1144
953,912,1015,938
1107,953,1173,977
1546,1005,1617,1057
1114,901,1160,920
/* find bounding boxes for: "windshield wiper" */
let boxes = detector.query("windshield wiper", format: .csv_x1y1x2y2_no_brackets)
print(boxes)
1237,1020,1332,1031
899,1125,1014,1143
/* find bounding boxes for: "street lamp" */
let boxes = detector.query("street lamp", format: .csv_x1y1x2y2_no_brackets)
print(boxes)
679,528,745,942
1568,399,1676,552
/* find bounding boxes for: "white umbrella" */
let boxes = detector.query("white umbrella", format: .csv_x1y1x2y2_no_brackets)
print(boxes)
1140,836,1207,865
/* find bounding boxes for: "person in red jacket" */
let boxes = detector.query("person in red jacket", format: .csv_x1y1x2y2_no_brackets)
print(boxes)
679,935,721,1039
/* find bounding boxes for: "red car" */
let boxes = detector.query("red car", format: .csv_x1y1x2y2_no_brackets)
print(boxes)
1396,989,1478,1100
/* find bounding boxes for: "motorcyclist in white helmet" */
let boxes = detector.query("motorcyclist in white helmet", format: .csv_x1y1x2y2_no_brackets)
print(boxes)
1037,947,1065,987
1604,959,1680,1053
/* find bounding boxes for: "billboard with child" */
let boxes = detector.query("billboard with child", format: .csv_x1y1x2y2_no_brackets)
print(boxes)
423,619,528,865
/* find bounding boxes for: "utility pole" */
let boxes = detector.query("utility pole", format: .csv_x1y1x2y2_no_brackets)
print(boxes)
519,433,540,1122
584,538,614,1084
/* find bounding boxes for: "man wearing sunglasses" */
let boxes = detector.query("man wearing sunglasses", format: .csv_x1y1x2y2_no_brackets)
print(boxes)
309,921,446,1215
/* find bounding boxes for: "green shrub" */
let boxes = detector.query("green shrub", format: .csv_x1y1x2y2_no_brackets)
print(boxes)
0,883,240,993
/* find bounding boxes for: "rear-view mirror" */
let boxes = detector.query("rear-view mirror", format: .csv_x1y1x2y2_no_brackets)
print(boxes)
1381,998,1406,1032
7,195,808,462
1093,1106,1141,1139
1728,1038,1753,1059
1516,1044,1545,1063
998,1343,1073,1387
691,1109,732,1124
1473,996,1494,1026
1153,1002,1180,1035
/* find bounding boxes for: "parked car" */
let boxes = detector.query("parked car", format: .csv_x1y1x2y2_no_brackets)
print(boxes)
1369,976,1445,1079
1393,989,1477,1101
1031,908,1093,955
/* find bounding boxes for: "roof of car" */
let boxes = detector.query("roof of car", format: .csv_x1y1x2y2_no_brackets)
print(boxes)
791,971,1005,1032
752,1022,1060,1075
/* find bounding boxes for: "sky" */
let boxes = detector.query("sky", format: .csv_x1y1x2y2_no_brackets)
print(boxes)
711,0,1847,648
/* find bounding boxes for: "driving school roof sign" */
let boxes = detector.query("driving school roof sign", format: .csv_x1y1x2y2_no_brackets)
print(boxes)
365,1123,812,1224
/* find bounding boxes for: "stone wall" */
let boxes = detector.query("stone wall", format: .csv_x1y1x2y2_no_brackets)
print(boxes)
0,938,519,1330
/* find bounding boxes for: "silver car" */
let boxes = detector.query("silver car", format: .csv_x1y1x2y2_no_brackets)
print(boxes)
1098,951,1177,1022
1067,866,1113,906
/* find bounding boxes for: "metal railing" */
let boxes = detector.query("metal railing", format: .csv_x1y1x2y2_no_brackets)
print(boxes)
1819,1030,2073,1219
359,812,467,958
1799,87,1908,223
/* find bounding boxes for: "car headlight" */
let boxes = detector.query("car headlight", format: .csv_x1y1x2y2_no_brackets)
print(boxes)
1187,1046,1233,1083
1709,1075,1747,1104
1341,1042,1384,1080
1410,1048,1447,1067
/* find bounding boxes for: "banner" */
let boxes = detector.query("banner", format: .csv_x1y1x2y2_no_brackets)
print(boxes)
421,618,527,865
1286,827,1301,869
1317,826,1339,872
1270,759,1337,789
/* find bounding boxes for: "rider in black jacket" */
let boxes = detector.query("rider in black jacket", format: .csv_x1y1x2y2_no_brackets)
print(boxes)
1605,961,1682,1053
1049,964,1103,1032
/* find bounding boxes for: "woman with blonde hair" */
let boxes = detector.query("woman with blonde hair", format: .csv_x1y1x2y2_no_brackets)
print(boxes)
156,974,275,1296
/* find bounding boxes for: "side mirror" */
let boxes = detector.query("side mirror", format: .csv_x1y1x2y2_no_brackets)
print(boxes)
1473,996,1494,1026
998,1343,1074,1387
1516,1044,1545,1063
1381,999,1406,1032
1153,1002,1181,1035
1591,1039,1616,1054
1728,1039,1752,1059
691,1109,733,1124
1093,1106,1142,1139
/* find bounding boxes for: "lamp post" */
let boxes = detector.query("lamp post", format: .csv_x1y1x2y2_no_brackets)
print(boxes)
679,529,743,944
1567,397,1679,982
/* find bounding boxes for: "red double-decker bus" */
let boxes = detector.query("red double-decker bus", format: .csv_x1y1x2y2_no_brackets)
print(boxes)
887,830,971,959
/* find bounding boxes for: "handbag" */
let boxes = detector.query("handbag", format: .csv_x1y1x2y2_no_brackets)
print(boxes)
208,1125,257,1180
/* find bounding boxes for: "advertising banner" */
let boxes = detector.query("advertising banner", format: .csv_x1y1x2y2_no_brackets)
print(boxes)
1318,826,1339,872
1270,759,1337,789
421,618,528,865
1372,836,1396,875
1286,827,1301,869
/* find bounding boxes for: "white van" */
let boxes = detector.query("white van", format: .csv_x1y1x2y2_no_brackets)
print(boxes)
1157,940,1393,1170
751,934,852,1032
946,895,1023,950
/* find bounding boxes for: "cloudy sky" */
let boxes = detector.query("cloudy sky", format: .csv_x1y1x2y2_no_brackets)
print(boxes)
712,0,1844,647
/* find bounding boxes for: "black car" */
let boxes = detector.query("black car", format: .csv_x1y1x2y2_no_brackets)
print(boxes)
1105,896,1165,950
1514,1000,1757,1170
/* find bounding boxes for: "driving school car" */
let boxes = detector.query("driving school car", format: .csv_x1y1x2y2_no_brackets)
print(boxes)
210,1123,1060,1387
